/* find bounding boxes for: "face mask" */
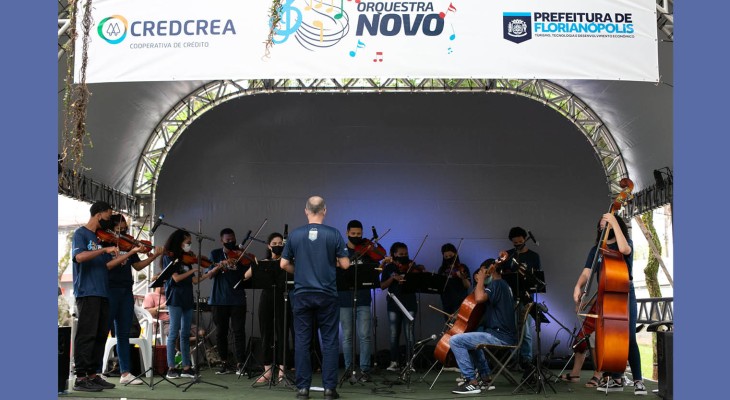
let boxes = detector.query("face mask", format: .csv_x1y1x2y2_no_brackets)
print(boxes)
182,243,192,252
349,236,364,245
223,242,238,251
513,243,525,250
271,245,284,256
396,256,410,264
485,275,493,286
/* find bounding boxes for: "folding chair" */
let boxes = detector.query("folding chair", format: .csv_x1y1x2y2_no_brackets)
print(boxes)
476,302,534,386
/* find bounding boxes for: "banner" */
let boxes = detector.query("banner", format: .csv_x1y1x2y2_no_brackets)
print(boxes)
74,0,659,83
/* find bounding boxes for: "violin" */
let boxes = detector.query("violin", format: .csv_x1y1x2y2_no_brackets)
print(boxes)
223,248,257,267
174,251,213,269
396,259,425,274
96,229,153,254
352,238,387,262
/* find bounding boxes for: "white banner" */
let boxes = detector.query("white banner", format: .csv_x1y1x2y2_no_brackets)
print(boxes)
74,0,659,83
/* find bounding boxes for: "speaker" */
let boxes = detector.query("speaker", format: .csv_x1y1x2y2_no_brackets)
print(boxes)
58,327,71,392
657,331,673,400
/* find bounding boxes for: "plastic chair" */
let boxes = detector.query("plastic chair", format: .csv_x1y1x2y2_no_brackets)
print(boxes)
477,302,534,386
102,305,155,377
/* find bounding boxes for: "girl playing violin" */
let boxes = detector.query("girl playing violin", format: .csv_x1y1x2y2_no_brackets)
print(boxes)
162,229,210,379
379,242,423,372
436,243,471,319
104,214,164,385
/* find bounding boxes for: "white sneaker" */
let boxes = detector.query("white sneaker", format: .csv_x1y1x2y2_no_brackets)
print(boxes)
386,361,399,372
119,373,143,385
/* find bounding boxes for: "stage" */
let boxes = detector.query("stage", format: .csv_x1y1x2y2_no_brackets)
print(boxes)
59,368,656,399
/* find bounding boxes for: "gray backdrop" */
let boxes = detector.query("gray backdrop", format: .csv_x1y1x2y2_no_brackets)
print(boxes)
152,92,610,360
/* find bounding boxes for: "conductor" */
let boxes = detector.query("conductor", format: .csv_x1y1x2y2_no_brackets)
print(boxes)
281,196,350,400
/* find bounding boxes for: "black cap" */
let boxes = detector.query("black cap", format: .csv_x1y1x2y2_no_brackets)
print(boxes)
89,201,112,216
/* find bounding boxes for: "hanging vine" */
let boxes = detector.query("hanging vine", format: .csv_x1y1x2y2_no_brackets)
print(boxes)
264,0,283,58
60,0,93,189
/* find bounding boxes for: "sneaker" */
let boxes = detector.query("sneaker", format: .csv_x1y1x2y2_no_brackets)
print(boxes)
386,361,399,372
216,363,232,375
597,378,624,392
73,378,103,392
479,375,495,391
119,373,144,385
359,371,372,383
455,375,466,383
634,380,647,396
452,381,482,395
235,363,245,376
90,374,116,389
166,368,180,379
181,368,196,378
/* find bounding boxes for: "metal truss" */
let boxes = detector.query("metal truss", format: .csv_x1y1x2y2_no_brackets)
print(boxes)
637,296,673,324
59,168,139,217
58,1,72,61
625,182,673,217
656,0,674,41
133,78,629,204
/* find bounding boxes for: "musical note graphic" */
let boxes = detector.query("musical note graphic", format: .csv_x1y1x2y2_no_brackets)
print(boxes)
449,24,456,40
335,0,345,19
326,0,335,13
272,0,303,44
447,47,453,54
373,51,383,62
349,39,366,57
315,0,323,10
439,2,457,19
313,20,324,42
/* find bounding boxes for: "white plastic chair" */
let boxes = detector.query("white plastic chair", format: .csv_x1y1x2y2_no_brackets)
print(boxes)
102,305,155,377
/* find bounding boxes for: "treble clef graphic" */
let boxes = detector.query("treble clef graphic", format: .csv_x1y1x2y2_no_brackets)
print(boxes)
272,0,303,44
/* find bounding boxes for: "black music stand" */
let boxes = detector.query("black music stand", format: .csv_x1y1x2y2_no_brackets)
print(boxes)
513,271,556,396
336,262,380,387
129,260,180,389
402,272,446,295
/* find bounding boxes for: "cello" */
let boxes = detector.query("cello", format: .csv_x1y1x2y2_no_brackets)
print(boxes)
577,177,634,372
433,256,506,367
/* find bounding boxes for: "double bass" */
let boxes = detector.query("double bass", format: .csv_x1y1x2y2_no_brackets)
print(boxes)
433,256,505,366
577,178,634,372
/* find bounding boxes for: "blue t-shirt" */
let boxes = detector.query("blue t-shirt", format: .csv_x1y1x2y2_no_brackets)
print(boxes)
281,223,348,297
583,239,634,281
108,252,140,288
72,226,110,298
484,278,517,344
207,248,247,306
380,263,418,313
337,248,376,307
163,255,195,310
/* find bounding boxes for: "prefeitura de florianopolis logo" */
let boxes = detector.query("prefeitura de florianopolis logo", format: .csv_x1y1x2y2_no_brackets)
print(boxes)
503,12,532,43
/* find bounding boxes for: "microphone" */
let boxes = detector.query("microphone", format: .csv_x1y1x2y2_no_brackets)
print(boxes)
414,334,437,347
238,230,252,248
150,214,164,235
527,230,539,246
548,339,560,354
372,226,379,240
283,224,288,245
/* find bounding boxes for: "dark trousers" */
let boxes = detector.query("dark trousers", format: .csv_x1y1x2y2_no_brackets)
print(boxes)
259,288,286,365
212,304,247,364
291,292,339,390
75,296,110,376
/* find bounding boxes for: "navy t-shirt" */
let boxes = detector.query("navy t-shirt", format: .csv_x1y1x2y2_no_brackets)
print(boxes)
281,223,349,297
163,255,195,310
337,248,376,307
583,239,634,281
505,248,541,272
207,248,247,306
380,263,418,313
483,278,517,344
437,262,471,314
72,226,110,298
108,252,140,288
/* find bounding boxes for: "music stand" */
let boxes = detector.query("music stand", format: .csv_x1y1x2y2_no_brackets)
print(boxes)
128,259,180,389
402,272,446,295
336,262,379,387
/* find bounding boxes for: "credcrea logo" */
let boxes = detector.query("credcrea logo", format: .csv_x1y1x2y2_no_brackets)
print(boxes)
97,15,129,44
503,12,532,44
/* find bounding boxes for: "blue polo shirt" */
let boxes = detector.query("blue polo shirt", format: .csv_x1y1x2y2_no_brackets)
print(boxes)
281,223,348,297
72,226,110,298
207,248,247,306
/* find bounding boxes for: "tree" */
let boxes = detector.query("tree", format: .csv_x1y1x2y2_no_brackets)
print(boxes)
641,210,662,379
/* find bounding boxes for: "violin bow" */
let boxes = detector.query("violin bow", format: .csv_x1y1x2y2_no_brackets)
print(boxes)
352,228,391,262
405,234,428,274
134,215,151,242
442,238,464,292
233,218,268,265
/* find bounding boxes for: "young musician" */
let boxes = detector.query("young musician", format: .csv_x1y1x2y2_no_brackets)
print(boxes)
205,228,249,375
162,229,210,379
450,259,516,395
571,213,646,395
380,242,422,372
105,214,163,385
436,243,471,318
